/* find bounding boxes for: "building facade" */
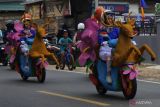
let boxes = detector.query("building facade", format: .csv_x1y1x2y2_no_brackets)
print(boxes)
0,0,25,29
24,0,92,35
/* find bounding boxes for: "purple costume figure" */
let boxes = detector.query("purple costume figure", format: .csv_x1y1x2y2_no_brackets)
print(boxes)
77,18,101,66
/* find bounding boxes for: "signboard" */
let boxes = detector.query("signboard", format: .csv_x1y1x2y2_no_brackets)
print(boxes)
46,0,71,17
99,2,129,13
115,16,125,22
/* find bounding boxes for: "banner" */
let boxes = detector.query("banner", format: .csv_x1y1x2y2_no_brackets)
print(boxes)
28,5,40,19
140,0,147,21
46,0,71,17
155,3,160,14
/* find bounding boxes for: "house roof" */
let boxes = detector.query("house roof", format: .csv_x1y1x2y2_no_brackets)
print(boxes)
0,0,25,2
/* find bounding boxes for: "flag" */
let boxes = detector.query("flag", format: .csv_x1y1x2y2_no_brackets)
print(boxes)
140,0,147,21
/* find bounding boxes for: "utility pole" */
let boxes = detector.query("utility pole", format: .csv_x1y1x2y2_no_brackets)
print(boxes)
95,0,98,9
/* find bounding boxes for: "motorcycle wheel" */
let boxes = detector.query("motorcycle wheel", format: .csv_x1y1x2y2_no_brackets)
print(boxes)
121,75,137,99
2,57,8,66
67,54,74,71
9,63,15,70
21,74,28,81
60,57,65,70
96,85,107,95
37,68,46,83
2,60,8,66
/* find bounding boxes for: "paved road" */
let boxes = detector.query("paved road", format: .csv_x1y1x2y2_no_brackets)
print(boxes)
0,66,160,107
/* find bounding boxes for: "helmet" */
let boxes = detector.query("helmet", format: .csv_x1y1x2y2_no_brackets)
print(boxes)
6,20,14,25
94,6,105,21
5,20,14,30
77,23,85,30
21,13,32,22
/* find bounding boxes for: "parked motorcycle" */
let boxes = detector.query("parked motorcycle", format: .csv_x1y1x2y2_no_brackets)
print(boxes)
0,43,8,66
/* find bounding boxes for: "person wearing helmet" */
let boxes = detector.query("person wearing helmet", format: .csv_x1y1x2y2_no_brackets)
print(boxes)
18,13,36,73
3,20,15,43
72,23,85,65
20,13,36,45
73,23,85,44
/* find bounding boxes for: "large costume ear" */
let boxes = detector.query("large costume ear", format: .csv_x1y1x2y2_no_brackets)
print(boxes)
126,12,136,27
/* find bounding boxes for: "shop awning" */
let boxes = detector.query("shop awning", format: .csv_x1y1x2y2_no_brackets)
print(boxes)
0,2,25,11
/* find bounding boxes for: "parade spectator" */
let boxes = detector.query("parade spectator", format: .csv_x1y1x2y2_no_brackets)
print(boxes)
58,29,72,57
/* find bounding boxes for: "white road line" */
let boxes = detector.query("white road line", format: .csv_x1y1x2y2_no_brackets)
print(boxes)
52,69,160,85
37,91,110,106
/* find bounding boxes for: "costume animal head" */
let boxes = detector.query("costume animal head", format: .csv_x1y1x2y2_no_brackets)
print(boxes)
93,6,105,21
114,19,136,38
37,26,46,38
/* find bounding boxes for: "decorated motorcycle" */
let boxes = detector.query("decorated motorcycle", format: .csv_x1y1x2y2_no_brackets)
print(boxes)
15,13,60,82
77,7,156,99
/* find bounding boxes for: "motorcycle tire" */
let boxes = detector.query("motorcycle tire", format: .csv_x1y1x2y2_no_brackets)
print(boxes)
9,63,15,70
60,57,65,70
2,60,8,66
21,74,28,81
121,75,137,100
67,54,74,71
37,68,46,83
96,85,107,95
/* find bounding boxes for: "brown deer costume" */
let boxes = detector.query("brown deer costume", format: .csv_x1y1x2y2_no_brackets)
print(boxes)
29,26,59,66
111,20,156,67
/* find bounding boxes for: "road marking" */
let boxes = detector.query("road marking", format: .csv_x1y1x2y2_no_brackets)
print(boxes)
37,91,110,106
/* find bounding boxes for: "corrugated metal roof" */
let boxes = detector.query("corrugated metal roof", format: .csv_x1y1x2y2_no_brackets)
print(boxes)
0,2,25,11
23,0,43,4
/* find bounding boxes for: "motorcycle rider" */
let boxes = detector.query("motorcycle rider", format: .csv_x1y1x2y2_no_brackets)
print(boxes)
19,13,36,75
92,8,121,91
20,13,36,45
73,23,85,44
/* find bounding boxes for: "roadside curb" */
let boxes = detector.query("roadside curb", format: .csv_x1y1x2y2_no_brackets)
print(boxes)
47,64,160,82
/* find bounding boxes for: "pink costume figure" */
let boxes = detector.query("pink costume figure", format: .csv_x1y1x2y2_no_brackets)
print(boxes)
77,18,101,66
77,7,105,66
7,21,24,63
13,20,24,41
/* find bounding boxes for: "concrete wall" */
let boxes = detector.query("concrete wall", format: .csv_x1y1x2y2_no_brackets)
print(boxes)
0,11,24,29
134,35,160,64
